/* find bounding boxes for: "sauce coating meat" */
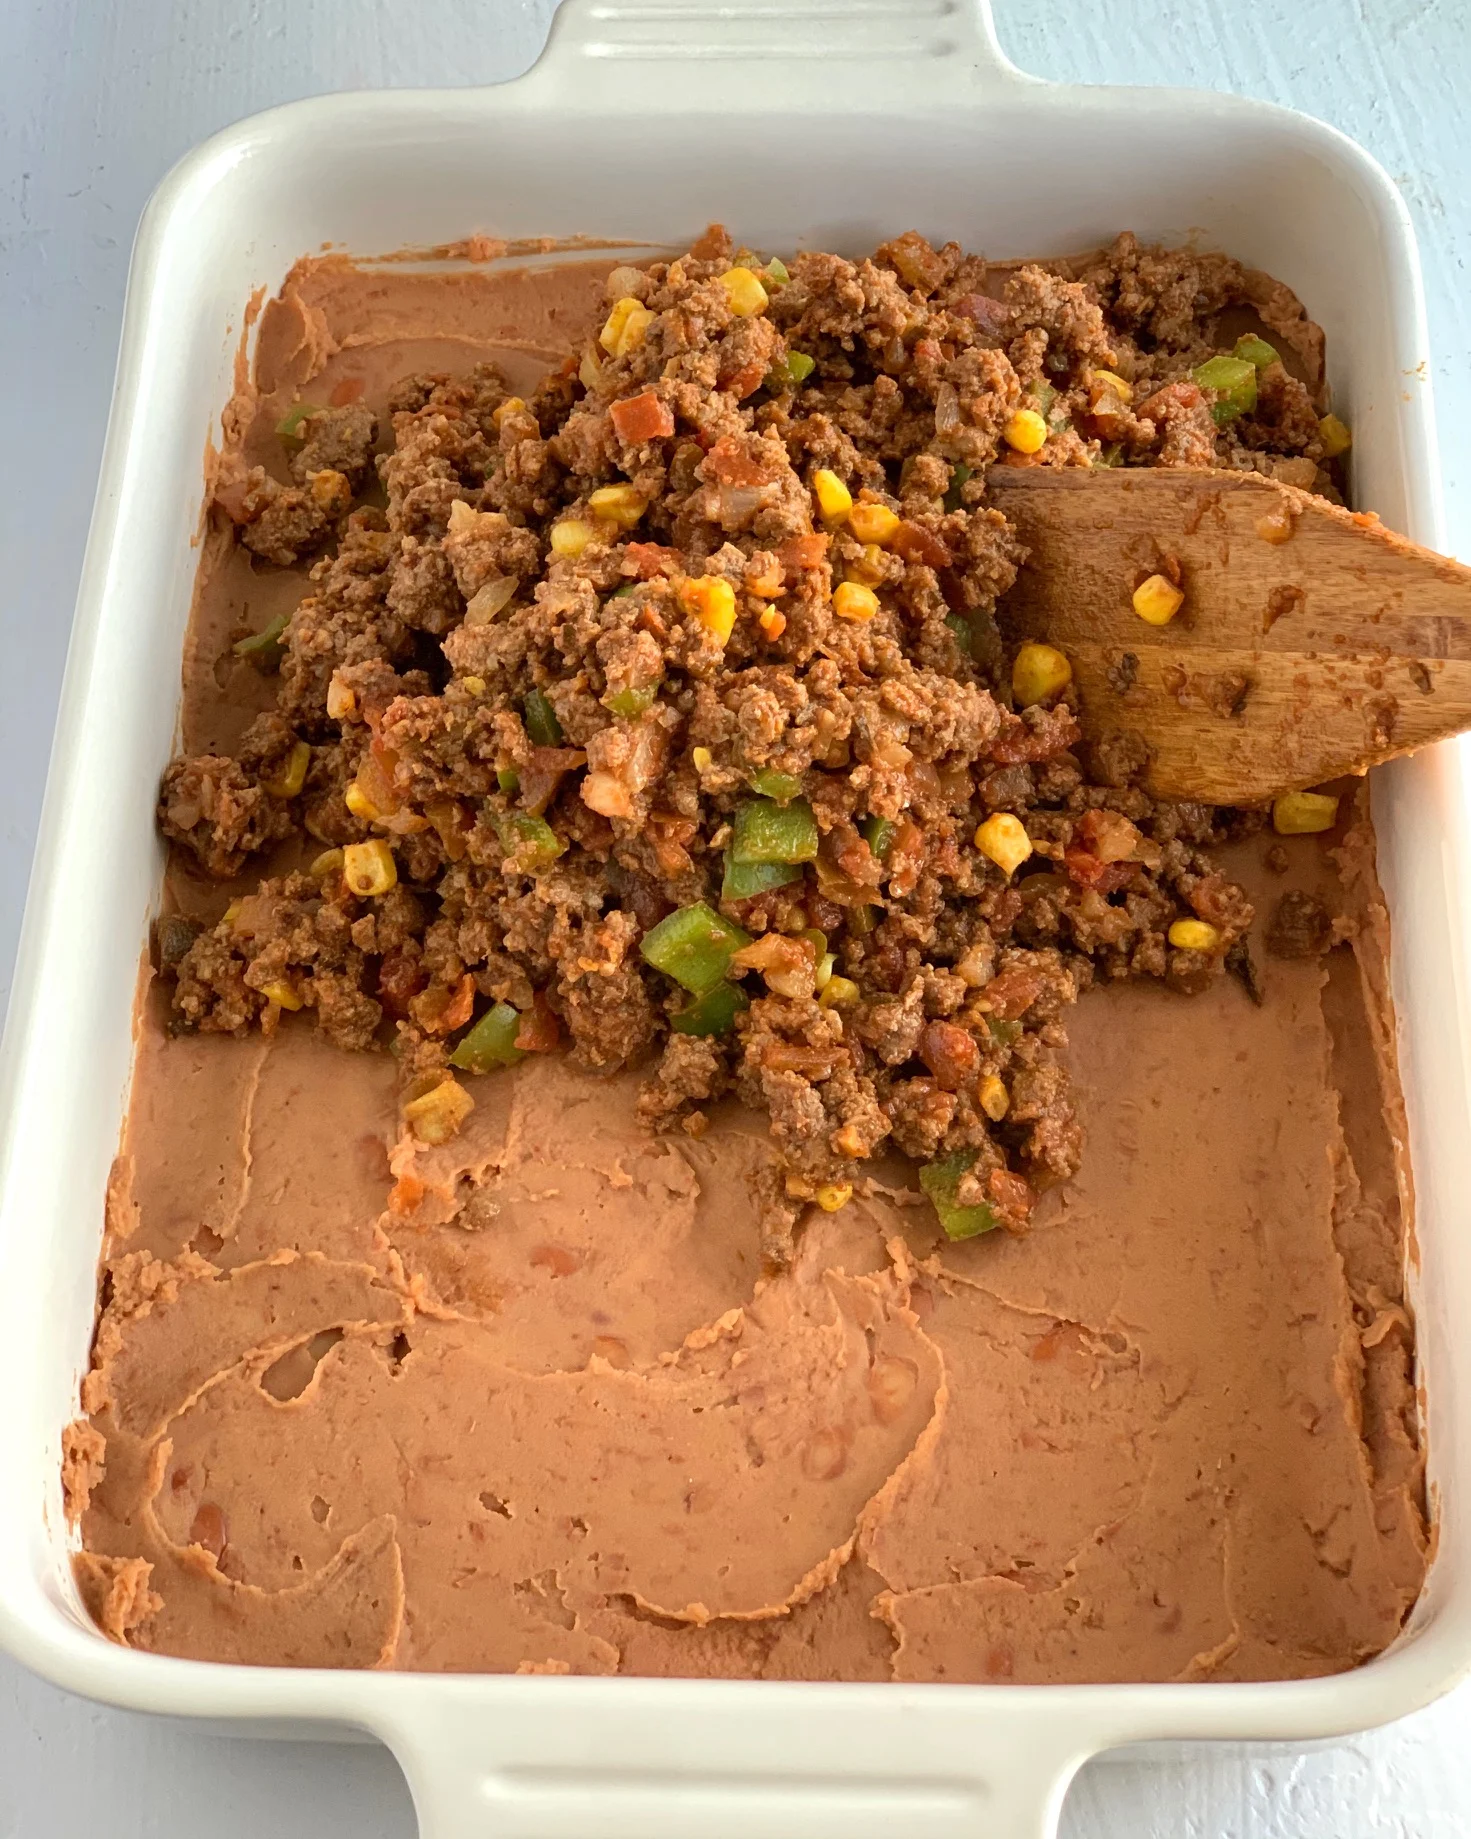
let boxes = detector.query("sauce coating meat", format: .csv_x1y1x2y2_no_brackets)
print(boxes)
156,228,1338,1261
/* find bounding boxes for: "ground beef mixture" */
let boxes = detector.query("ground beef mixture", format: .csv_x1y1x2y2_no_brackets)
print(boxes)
157,229,1336,1263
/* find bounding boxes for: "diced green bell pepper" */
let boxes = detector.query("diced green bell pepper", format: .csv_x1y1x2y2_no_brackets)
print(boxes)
919,1149,1000,1241
449,1002,526,1072
495,811,565,869
233,609,290,671
944,613,973,654
985,1016,1021,1046
1092,442,1124,468
1232,334,1279,369
640,902,750,994
496,767,521,795
863,815,897,860
747,768,803,804
942,462,972,513
1029,381,1058,418
730,797,819,866
721,856,802,902
764,257,790,285
767,349,816,393
671,981,750,1037
1192,355,1258,427
603,683,659,718
275,403,323,442
523,688,564,747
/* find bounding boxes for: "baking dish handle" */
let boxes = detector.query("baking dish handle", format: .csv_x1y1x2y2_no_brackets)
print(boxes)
378,1693,1091,1839
522,0,1032,107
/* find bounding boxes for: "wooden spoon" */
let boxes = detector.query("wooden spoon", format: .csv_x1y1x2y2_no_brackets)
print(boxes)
989,466,1471,804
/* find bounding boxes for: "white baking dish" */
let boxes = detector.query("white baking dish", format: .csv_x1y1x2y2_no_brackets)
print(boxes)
2,2,1469,1833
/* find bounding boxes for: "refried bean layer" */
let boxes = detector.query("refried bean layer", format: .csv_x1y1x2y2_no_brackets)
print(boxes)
64,231,1426,1680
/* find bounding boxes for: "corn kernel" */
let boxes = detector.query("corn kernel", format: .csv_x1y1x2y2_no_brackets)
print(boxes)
1318,414,1352,459
815,1182,853,1213
814,951,836,991
403,1075,475,1147
222,899,243,927
679,575,737,644
617,304,654,356
1003,407,1049,454
1091,369,1134,403
263,740,310,799
758,605,787,639
460,675,486,695
1272,790,1340,835
974,813,1033,877
847,543,887,588
979,1074,1009,1122
833,581,879,621
599,297,641,354
550,518,602,559
718,266,769,317
1133,573,1185,626
848,501,901,546
344,777,382,823
578,343,603,391
586,484,647,531
309,847,344,878
492,396,526,427
1168,918,1222,953
1011,641,1072,707
691,746,713,772
818,975,861,1009
260,978,304,1012
812,469,853,523
343,838,397,897
326,674,358,721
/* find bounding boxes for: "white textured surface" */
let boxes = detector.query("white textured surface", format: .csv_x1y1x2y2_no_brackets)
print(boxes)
2,2,1469,1833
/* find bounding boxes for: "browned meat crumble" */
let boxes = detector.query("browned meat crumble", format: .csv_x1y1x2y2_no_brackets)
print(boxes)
157,228,1337,1262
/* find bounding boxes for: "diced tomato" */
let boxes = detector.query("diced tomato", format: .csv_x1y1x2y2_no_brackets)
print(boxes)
986,1167,1036,1225
424,974,477,1035
720,357,768,400
982,965,1045,1020
623,541,680,579
610,390,674,443
1063,848,1134,893
890,520,953,569
1076,807,1140,864
777,531,829,571
919,1021,981,1093
514,992,562,1053
988,709,1082,765
884,820,926,897
704,435,773,486
377,948,427,1018
1136,380,1203,420
329,375,365,406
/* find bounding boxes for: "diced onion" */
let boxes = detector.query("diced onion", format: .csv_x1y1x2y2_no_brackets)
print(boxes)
465,575,518,626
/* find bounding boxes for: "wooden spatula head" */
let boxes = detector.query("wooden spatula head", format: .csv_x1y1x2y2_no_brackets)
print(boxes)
989,467,1471,804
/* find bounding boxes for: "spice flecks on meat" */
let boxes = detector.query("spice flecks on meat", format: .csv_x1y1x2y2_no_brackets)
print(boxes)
156,228,1355,1252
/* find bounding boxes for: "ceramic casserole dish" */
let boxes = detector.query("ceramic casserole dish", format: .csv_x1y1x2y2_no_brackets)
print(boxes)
2,2,1470,1833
